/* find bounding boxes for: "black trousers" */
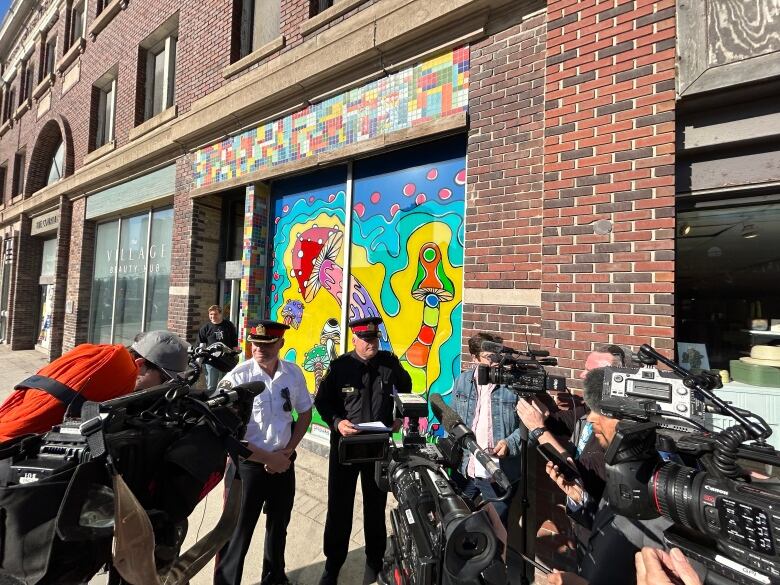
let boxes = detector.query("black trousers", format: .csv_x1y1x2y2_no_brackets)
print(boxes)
322,449,388,575
214,460,295,585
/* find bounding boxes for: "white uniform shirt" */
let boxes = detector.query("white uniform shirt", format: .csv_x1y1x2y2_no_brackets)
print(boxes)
221,357,312,452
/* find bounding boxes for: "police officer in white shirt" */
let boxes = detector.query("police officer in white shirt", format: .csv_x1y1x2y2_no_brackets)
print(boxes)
214,320,313,585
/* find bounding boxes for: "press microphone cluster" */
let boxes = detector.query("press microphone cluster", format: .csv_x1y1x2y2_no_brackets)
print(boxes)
429,393,512,492
206,381,265,408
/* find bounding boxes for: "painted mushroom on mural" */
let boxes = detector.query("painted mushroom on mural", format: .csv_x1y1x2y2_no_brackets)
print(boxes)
303,344,330,388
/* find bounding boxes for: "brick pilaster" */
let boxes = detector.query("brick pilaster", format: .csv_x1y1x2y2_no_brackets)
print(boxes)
9,214,42,350
63,198,95,352
47,196,71,359
542,0,676,381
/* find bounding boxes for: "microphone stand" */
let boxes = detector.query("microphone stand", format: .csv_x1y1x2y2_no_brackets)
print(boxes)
512,421,531,585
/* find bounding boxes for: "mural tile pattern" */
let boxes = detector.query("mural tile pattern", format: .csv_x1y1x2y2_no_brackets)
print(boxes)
193,48,469,189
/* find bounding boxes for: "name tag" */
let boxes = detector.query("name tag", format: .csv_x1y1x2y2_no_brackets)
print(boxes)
341,386,357,395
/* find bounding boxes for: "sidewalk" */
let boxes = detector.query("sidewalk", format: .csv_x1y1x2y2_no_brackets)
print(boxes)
0,346,389,585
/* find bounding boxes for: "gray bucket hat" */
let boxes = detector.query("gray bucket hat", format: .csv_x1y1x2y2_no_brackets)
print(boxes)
131,330,189,380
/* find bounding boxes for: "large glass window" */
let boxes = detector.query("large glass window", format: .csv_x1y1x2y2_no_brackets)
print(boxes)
37,238,57,348
47,141,64,185
88,207,173,344
677,201,780,370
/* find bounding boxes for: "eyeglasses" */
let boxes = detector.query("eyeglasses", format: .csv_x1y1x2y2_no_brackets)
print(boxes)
280,387,292,412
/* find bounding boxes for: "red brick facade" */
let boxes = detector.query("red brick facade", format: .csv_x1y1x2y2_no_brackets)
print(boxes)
0,1,680,578
542,0,676,375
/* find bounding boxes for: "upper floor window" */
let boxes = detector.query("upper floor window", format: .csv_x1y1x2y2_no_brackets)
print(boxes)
92,69,116,149
47,140,65,185
138,16,178,123
43,36,57,79
96,0,111,15
236,0,280,60
20,59,33,103
12,150,26,198
69,0,86,48
0,163,7,203
310,0,333,16
2,88,15,122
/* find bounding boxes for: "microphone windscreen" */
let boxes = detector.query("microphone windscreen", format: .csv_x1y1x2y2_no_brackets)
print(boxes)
235,381,265,397
480,340,504,355
476,365,490,386
429,393,464,432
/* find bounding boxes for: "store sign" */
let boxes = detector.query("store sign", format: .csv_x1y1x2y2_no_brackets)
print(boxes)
106,243,168,275
31,210,59,236
223,260,243,280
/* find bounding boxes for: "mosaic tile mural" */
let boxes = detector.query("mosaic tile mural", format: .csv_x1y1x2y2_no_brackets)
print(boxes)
193,47,469,189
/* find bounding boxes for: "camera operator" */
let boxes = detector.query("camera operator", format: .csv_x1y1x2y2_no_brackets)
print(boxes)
545,367,672,585
198,305,240,391
214,320,312,585
314,316,412,585
635,548,701,585
128,330,189,390
516,346,626,544
449,332,524,526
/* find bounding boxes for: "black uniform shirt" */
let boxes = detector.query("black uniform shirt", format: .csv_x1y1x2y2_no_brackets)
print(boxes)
315,350,412,431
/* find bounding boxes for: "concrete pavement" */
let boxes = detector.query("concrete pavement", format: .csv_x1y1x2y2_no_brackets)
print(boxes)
0,346,391,585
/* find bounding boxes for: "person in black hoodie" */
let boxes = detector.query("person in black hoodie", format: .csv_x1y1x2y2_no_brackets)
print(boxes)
198,305,239,391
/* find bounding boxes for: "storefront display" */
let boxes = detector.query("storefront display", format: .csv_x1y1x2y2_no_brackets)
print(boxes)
677,201,780,371
37,238,57,349
88,208,173,345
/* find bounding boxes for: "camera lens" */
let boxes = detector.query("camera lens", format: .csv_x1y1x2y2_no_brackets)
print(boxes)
652,462,699,529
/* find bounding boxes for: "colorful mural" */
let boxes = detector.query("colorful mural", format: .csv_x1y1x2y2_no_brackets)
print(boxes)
267,137,466,433
192,47,470,190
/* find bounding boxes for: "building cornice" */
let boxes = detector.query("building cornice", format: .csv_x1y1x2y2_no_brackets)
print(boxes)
0,0,533,225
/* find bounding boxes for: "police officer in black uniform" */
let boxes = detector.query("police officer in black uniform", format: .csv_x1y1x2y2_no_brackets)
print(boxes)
315,316,412,585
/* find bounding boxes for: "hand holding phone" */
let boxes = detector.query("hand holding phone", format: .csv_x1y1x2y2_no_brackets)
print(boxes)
537,443,579,483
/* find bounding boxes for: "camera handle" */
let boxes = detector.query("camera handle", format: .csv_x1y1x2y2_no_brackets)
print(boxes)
639,344,769,441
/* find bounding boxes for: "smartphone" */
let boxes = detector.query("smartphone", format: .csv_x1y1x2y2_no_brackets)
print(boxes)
537,443,580,482
519,552,552,575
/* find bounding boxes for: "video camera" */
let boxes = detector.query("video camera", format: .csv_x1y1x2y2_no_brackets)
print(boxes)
0,342,257,585
600,344,780,585
339,393,507,585
475,340,566,395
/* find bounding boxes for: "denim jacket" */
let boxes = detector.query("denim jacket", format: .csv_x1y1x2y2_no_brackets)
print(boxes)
449,368,523,482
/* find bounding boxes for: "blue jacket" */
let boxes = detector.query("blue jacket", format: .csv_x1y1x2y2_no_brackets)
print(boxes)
449,368,523,482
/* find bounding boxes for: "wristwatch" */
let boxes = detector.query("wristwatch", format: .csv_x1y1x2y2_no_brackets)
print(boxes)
528,426,546,447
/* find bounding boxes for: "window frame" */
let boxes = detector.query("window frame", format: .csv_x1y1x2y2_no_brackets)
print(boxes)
69,0,86,48
144,35,177,120
43,35,57,79
11,150,26,198
93,69,117,149
0,163,7,203
237,0,281,60
19,59,34,103
310,0,334,16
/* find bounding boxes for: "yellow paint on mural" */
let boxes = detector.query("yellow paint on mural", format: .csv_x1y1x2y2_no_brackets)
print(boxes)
273,212,346,394
349,221,460,394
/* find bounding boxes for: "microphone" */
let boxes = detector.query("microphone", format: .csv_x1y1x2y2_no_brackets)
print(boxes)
205,381,265,408
430,394,512,492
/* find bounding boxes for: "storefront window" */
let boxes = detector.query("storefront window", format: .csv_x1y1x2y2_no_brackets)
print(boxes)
37,238,57,348
88,208,172,344
144,208,172,332
677,201,780,370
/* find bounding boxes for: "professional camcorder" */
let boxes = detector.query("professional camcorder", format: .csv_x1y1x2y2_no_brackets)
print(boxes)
475,340,566,395
600,344,780,585
339,393,508,585
0,342,257,585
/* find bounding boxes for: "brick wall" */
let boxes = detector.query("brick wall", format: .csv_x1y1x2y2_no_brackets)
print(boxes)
463,7,546,355
48,195,72,359
8,214,42,350
62,197,94,352
541,0,676,381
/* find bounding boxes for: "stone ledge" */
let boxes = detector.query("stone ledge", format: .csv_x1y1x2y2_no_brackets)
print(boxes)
128,105,178,142
222,35,286,79
32,73,55,100
299,0,370,37
56,37,86,74
88,0,128,40
83,140,116,166
0,119,11,138
13,98,31,120
463,287,543,308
